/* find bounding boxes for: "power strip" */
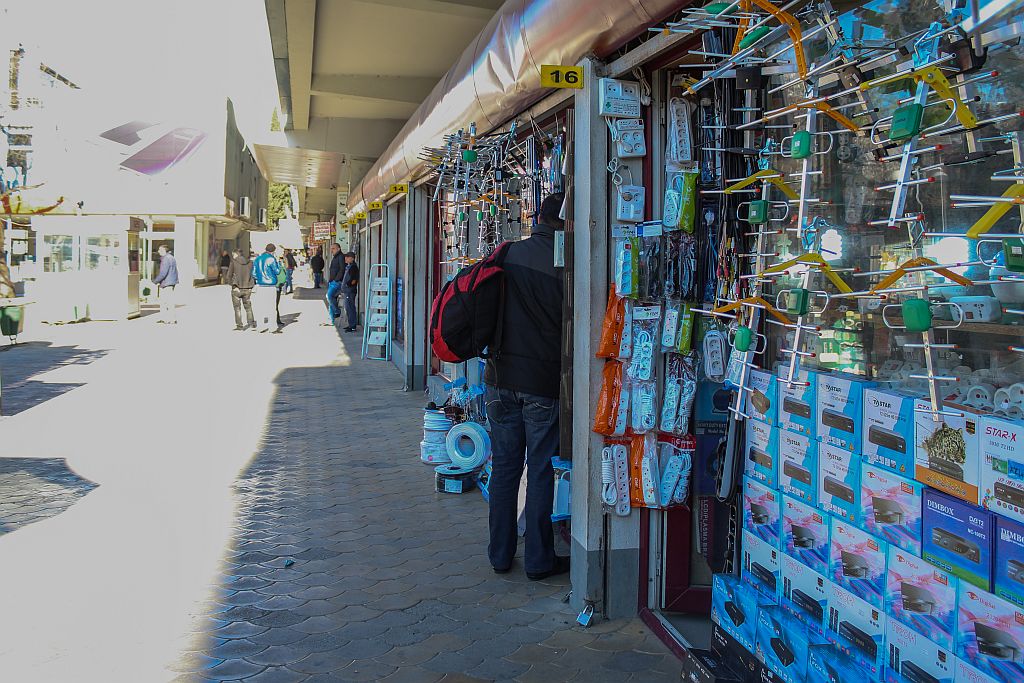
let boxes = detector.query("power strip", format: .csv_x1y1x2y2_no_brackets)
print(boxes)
616,185,645,223
599,78,641,118
614,119,646,157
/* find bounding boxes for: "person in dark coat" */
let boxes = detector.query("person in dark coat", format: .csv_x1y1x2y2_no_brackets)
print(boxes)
310,247,325,289
339,252,359,332
225,250,255,330
483,192,567,581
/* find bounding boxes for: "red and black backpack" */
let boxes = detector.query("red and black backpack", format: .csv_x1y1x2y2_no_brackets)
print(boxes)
429,242,511,363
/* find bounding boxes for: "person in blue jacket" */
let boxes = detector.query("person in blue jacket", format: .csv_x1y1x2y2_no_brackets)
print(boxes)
153,245,179,324
251,244,281,333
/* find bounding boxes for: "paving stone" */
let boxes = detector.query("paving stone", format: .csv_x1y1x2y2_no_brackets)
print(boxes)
242,666,309,683
329,659,400,682
380,667,444,683
289,650,356,675
208,638,266,660
201,658,266,679
602,650,666,673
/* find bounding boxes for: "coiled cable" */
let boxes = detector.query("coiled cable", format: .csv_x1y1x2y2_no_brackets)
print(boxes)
601,447,617,506
446,421,491,469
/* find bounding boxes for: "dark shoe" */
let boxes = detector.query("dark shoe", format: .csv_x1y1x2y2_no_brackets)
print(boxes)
343,327,355,332
492,565,511,575
234,325,244,331
527,556,570,581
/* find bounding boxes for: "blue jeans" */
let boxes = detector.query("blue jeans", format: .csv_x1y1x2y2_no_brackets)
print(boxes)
326,281,342,322
485,386,559,574
342,289,358,329
313,272,323,288
285,268,294,293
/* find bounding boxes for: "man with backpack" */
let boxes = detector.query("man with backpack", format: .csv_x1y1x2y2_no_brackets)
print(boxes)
483,193,566,580
251,244,281,333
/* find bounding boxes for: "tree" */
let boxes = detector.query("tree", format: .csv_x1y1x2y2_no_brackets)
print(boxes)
267,110,291,227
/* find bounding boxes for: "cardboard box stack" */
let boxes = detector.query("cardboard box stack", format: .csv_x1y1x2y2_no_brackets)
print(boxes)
706,371,1024,683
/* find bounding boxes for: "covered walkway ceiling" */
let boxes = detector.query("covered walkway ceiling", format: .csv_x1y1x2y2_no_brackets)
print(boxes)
257,0,504,221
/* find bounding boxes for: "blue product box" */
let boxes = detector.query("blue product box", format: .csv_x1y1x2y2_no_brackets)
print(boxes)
777,365,816,438
995,517,1024,609
782,494,830,575
742,528,781,602
956,581,1024,681
712,573,771,652
826,582,887,678
830,516,888,609
744,476,781,546
884,618,956,683
863,388,917,477
779,429,817,505
922,489,994,591
885,544,958,651
745,368,778,426
807,644,870,683
744,419,779,489
818,442,860,524
979,414,1024,525
954,658,1001,683
780,552,828,635
860,462,923,555
694,381,729,496
756,605,826,683
816,373,875,452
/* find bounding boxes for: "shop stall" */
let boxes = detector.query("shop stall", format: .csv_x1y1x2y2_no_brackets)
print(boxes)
345,0,1024,679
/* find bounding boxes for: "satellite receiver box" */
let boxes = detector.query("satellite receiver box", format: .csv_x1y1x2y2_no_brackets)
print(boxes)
826,582,886,677
744,418,779,488
742,528,781,602
995,516,1024,609
745,368,779,426
777,365,816,437
712,573,772,653
860,462,923,555
743,476,781,546
922,488,993,591
780,552,828,635
779,429,817,505
884,617,955,683
914,398,982,504
863,388,918,476
885,544,958,650
818,442,860,523
979,414,1024,524
956,581,1024,681
782,494,830,575
829,517,888,610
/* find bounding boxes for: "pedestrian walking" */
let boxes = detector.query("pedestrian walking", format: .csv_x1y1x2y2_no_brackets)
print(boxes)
284,249,297,294
484,192,567,580
153,245,180,324
326,243,344,325
226,249,255,330
340,252,360,332
276,256,287,327
251,244,281,333
310,247,325,289
218,250,231,284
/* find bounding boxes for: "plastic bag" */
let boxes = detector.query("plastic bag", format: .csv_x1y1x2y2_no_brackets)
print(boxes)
638,234,663,301
629,432,660,508
663,169,698,233
592,361,623,435
630,381,658,434
614,237,639,299
596,285,628,358
662,353,698,435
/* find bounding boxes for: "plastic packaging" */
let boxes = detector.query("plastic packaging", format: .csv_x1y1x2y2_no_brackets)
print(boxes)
627,306,661,381
596,285,629,358
664,231,697,300
614,237,639,298
638,234,663,301
631,381,658,433
662,352,698,434
629,432,661,508
593,361,625,435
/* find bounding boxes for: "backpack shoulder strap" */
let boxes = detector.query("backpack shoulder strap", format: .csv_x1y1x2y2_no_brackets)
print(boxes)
481,242,511,359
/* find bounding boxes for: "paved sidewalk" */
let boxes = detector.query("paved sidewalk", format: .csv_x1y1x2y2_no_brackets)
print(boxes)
0,278,683,682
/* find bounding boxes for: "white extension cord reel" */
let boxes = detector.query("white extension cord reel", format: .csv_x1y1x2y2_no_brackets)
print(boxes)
421,405,454,464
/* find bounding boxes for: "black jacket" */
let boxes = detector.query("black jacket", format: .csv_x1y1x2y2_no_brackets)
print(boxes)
341,262,359,293
484,223,563,398
310,254,325,273
329,252,344,281
226,254,255,289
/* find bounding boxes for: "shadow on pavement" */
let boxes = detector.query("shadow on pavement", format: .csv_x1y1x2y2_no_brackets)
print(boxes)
0,458,98,537
0,341,108,416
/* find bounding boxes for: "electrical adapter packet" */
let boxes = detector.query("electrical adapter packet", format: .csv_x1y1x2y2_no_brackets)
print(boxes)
742,528,781,602
776,365,816,438
712,573,772,653
994,516,1024,609
782,494,830,575
863,388,918,476
883,617,955,683
914,399,982,504
743,476,781,546
779,429,817,505
860,462,923,555
979,414,1024,525
885,544,959,651
826,582,886,677
744,418,778,489
818,441,860,523
780,552,828,634
756,605,826,683
922,488,994,591
745,368,778,426
956,581,1024,681
829,517,888,610
816,373,875,452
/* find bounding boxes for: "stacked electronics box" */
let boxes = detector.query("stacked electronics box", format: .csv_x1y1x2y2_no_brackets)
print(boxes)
708,370,1024,683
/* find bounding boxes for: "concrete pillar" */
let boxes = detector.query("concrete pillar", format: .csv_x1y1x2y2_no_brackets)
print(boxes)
173,216,199,287
405,187,429,391
568,57,646,620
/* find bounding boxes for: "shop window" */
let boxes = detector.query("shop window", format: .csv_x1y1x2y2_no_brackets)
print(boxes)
42,234,76,273
85,234,121,270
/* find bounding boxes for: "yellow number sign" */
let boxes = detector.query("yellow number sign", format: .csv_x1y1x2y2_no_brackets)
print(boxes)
540,65,583,89
369,201,384,211
389,183,409,194
355,212,367,220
